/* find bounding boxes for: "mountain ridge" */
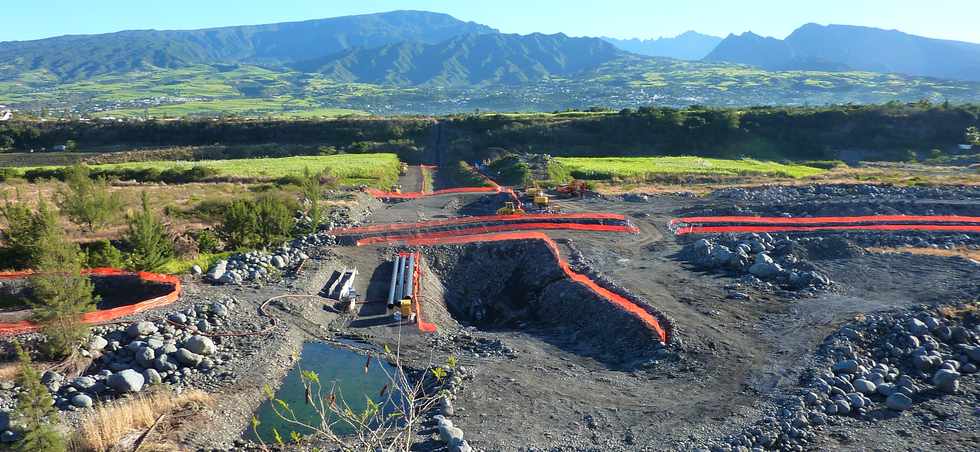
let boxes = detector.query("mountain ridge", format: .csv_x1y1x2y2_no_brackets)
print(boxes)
602,31,722,60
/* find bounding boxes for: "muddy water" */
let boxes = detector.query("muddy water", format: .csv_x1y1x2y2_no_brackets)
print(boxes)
246,342,400,443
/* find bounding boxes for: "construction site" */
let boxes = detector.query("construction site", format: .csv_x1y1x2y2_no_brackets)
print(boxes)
0,159,978,452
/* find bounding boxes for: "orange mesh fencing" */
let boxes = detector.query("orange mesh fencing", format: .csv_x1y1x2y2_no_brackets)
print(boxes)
676,224,980,235
397,231,668,343
356,223,638,246
401,251,437,334
335,212,630,236
0,269,181,336
670,215,980,226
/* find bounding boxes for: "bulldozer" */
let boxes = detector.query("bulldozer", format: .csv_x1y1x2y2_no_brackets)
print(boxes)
496,201,526,215
391,184,403,194
399,162,409,176
533,194,550,208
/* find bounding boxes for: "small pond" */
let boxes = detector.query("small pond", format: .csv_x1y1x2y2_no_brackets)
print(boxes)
246,341,401,443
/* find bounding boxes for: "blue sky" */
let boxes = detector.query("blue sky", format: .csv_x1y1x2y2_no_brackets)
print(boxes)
2,0,977,43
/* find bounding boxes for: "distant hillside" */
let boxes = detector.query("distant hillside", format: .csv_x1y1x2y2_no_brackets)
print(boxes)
705,23,980,81
602,31,722,60
0,10,497,80
299,33,625,86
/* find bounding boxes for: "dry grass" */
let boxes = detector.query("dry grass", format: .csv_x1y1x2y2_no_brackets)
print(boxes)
937,303,980,320
0,361,19,382
866,246,980,262
69,389,213,452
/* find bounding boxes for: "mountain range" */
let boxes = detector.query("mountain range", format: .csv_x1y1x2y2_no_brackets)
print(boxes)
0,11,979,115
705,23,980,81
602,32,722,60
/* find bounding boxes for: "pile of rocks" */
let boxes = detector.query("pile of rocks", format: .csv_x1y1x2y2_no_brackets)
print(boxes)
709,303,978,451
206,234,336,285
682,234,832,291
713,184,980,204
45,301,234,411
428,365,473,452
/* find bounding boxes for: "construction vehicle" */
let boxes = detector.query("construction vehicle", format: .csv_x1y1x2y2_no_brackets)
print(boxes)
391,184,403,194
399,162,409,176
557,179,588,198
496,201,526,215
533,194,550,208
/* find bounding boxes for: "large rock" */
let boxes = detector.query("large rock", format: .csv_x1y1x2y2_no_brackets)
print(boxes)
853,378,876,395
88,336,108,352
154,354,179,372
832,359,859,375
885,393,913,411
748,253,783,279
127,321,158,338
135,347,156,368
70,393,94,408
207,260,228,281
932,369,960,393
72,376,97,390
439,425,465,446
175,348,203,367
107,369,145,393
184,335,216,355
143,369,162,385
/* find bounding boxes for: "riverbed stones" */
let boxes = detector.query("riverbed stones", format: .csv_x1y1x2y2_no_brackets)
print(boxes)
88,336,108,352
107,369,144,393
175,348,204,367
931,369,960,393
70,393,93,408
143,368,162,385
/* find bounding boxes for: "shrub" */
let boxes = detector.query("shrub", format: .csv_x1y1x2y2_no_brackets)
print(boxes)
55,164,124,231
123,193,174,272
12,342,65,452
194,229,222,254
218,195,296,250
30,203,97,358
84,240,125,268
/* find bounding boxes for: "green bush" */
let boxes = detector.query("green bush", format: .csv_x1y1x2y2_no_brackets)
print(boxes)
123,193,175,271
0,196,62,269
56,164,125,231
193,229,222,254
84,240,125,268
218,195,296,250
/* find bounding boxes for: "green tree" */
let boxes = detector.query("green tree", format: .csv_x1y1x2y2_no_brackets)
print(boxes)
299,167,328,234
12,341,65,452
0,196,61,268
123,193,174,271
218,195,295,250
64,140,77,152
55,164,124,232
30,204,96,358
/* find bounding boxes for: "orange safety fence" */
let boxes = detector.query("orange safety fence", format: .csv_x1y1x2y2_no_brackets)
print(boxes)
0,268,181,336
670,215,980,226
365,185,504,199
676,224,980,235
399,251,437,334
356,222,639,246
400,231,668,343
334,212,630,235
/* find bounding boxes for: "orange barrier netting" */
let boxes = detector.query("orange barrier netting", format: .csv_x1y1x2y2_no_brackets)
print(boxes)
365,185,504,199
670,215,980,226
0,268,181,336
676,224,980,236
334,212,630,235
356,222,639,246
399,231,668,343
399,251,437,334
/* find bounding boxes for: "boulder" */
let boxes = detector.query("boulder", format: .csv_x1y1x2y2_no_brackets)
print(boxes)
210,302,229,317
154,354,179,372
853,379,876,395
135,347,155,368
932,369,960,393
72,376,97,390
185,335,216,355
127,321,158,338
832,360,859,375
175,348,203,367
143,369,162,385
885,393,913,411
439,425,465,445
107,369,145,393
207,260,228,281
749,253,783,279
70,393,94,408
88,336,108,352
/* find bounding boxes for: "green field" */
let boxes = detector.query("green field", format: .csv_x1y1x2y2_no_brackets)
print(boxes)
10,153,403,188
551,156,827,182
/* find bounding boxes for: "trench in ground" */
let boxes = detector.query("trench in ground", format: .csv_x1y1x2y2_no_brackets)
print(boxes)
0,274,174,314
420,240,662,368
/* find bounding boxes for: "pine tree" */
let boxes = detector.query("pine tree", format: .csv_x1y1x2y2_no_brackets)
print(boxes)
123,192,174,271
55,164,123,232
299,167,324,234
30,201,96,358
12,341,65,452
0,194,61,268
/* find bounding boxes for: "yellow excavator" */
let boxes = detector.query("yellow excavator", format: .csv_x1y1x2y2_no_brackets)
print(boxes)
496,201,526,215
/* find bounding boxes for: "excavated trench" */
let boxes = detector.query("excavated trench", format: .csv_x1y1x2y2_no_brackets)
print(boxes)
421,240,663,368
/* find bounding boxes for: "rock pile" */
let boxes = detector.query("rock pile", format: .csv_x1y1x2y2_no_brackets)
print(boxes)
709,303,979,451
682,234,832,291
427,365,473,452
44,300,234,411
206,233,336,285
713,184,980,204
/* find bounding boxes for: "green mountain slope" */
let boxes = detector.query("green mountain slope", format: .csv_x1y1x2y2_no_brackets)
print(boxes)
706,24,980,81
296,33,625,86
0,10,496,81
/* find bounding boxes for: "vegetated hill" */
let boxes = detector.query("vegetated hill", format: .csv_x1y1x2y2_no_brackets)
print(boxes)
297,33,626,86
0,10,497,81
602,31,722,60
705,23,980,81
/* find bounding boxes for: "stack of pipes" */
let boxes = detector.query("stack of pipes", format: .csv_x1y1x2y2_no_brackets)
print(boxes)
387,253,419,321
